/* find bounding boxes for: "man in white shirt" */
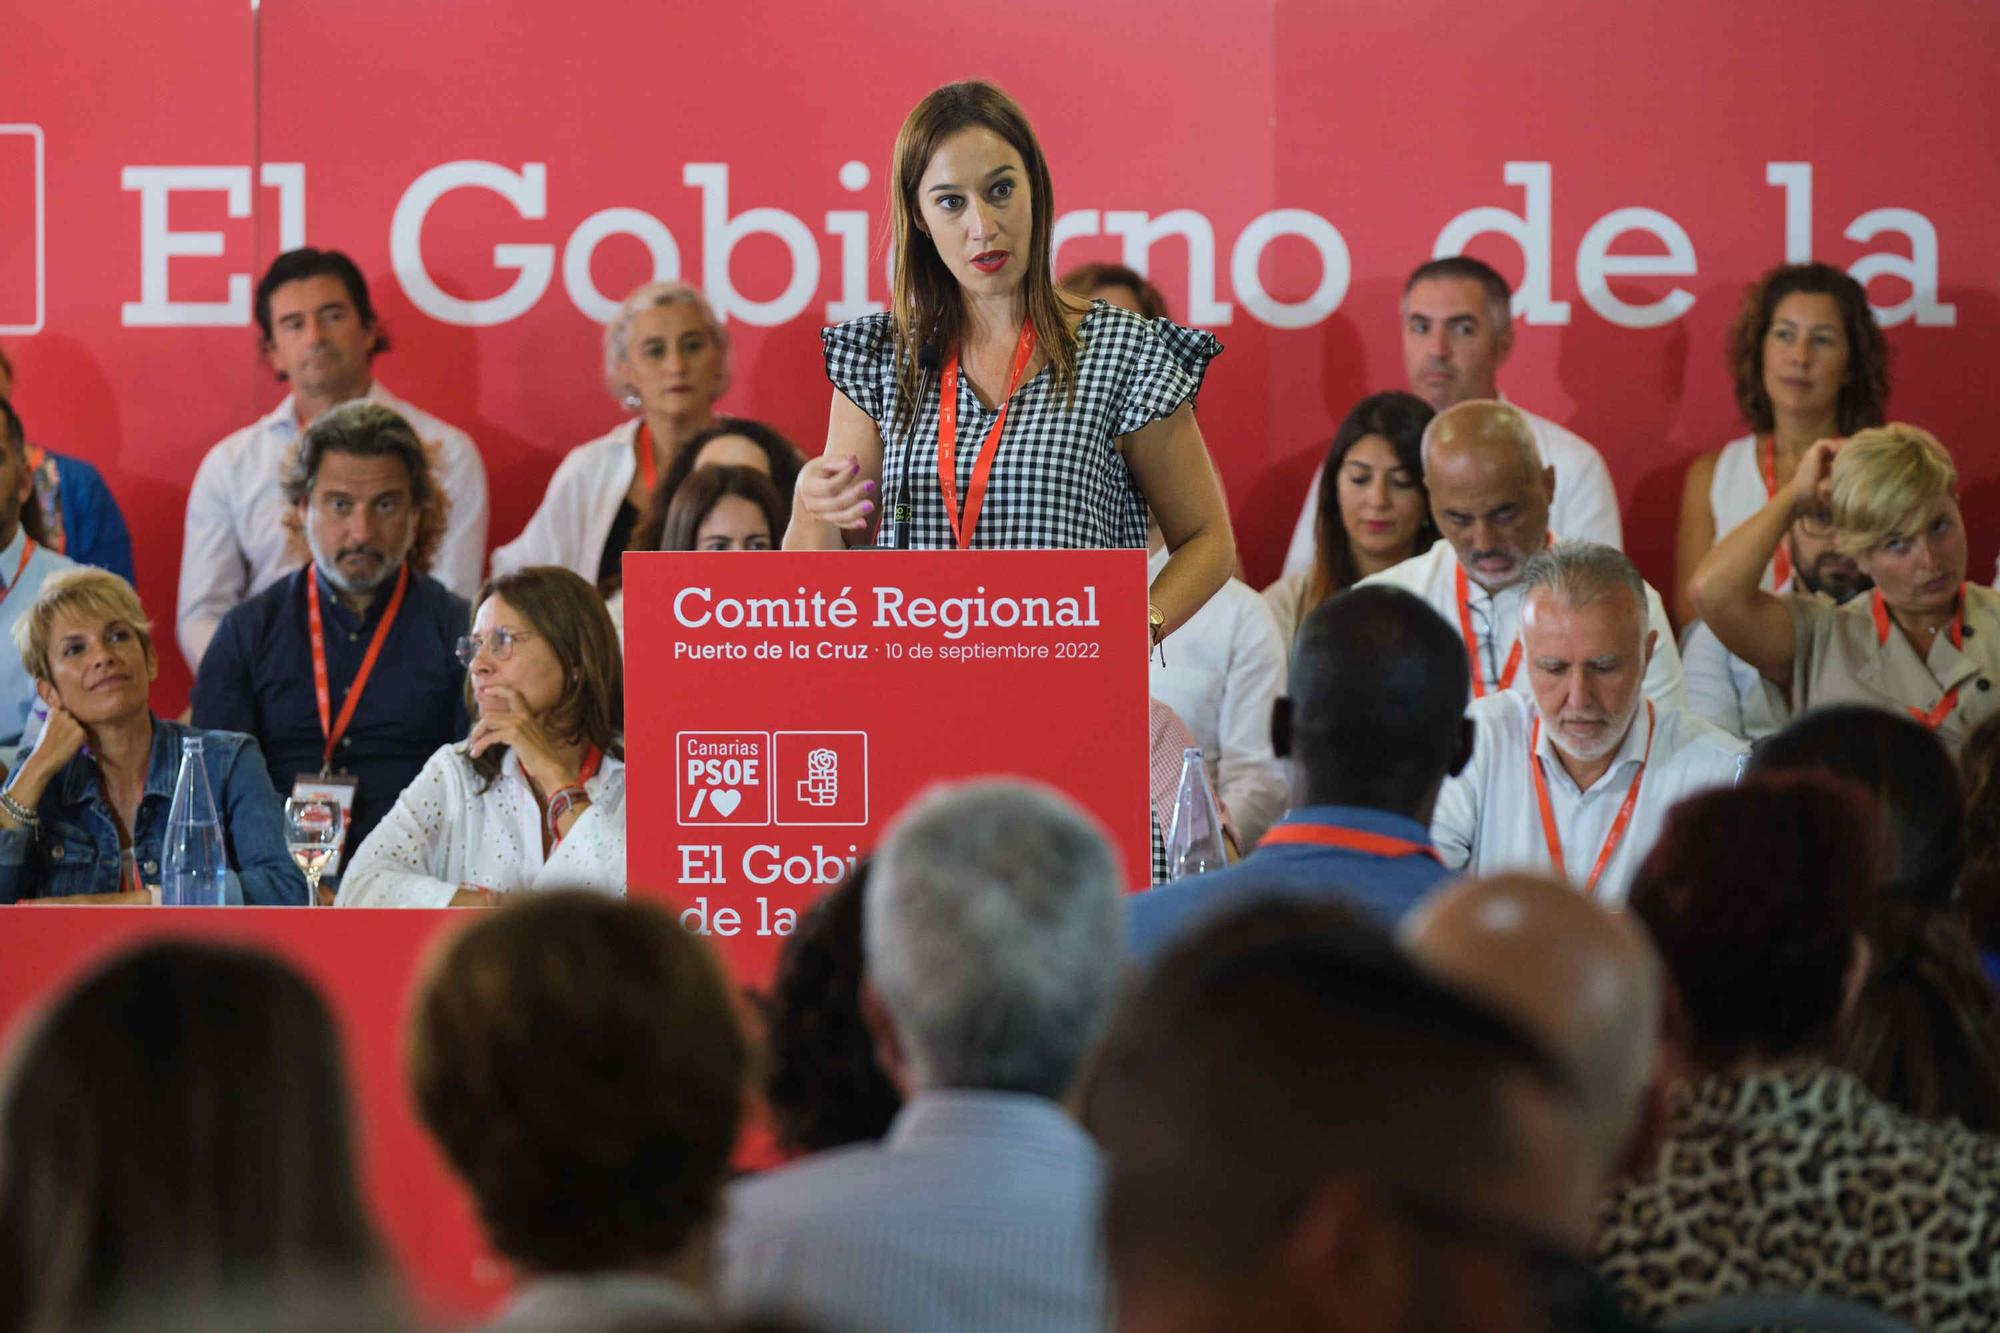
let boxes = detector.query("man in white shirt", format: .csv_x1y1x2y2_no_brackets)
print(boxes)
722,780,1120,1333
1147,535,1288,849
1281,254,1622,576
1360,400,1684,709
176,248,488,671
1683,509,1871,741
1431,542,1743,906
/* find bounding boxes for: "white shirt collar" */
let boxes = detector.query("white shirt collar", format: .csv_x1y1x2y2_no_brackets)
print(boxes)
268,376,384,439
1531,698,1654,796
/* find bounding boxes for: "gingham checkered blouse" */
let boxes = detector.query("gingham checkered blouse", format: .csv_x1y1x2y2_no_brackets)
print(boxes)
822,302,1221,550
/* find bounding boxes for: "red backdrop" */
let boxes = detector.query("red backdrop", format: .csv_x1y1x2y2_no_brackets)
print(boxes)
5,0,2000,1317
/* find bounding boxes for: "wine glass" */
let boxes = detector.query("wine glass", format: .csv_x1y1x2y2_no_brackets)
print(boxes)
284,797,345,907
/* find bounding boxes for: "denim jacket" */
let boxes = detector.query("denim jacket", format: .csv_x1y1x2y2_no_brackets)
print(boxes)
0,718,307,905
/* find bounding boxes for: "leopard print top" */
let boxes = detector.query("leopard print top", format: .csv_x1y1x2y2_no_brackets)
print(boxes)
1594,1067,2000,1331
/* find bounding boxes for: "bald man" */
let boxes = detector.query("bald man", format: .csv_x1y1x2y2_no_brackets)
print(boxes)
1359,400,1685,708
1404,874,1669,1229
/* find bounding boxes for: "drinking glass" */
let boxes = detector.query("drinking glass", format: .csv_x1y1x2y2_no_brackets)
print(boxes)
284,796,345,906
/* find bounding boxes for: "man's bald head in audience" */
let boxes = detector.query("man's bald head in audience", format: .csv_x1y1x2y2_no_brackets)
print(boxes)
1422,401,1557,593
1404,874,1664,1205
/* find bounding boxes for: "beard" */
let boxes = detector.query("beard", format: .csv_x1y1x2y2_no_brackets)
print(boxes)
1795,549,1871,605
1544,687,1645,766
306,524,411,596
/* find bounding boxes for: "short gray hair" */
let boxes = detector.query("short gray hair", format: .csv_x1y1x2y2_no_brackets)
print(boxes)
1521,540,1646,615
602,281,731,405
866,779,1125,1098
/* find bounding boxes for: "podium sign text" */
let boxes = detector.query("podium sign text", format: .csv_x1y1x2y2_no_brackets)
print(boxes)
624,549,1151,981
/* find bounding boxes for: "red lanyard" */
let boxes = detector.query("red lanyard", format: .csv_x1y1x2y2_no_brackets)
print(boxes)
1529,701,1655,896
1259,821,1443,863
1456,563,1522,698
1758,435,1793,591
307,563,410,772
937,321,1038,549
636,423,657,496
0,538,38,607
1872,586,1967,730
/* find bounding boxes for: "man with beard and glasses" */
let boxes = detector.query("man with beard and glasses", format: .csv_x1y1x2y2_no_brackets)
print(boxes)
193,402,469,893
1430,543,1742,907
1359,401,1684,710
1682,506,1872,741
177,248,488,673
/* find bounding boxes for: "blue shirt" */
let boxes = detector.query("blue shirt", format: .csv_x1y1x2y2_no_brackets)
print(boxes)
190,563,470,856
0,526,77,751
1127,804,1454,961
0,718,306,904
41,451,136,583
722,1091,1107,1333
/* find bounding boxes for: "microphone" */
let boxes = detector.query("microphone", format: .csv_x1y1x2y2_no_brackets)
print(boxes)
892,342,943,551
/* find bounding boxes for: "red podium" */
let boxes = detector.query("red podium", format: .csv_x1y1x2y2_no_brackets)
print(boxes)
623,547,1152,983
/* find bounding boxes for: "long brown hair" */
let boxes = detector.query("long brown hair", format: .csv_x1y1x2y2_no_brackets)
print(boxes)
1726,262,1890,435
888,81,1080,436
466,567,624,792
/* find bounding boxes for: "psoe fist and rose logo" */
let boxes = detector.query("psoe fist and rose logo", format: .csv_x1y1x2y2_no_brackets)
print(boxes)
677,731,868,827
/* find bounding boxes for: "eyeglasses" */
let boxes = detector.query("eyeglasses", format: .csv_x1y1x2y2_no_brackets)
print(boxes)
454,627,537,667
1795,507,1836,537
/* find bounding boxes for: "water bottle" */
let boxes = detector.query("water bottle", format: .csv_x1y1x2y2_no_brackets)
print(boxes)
1165,747,1229,880
161,734,227,906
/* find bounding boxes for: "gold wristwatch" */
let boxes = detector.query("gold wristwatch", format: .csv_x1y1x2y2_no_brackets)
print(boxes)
1148,601,1167,646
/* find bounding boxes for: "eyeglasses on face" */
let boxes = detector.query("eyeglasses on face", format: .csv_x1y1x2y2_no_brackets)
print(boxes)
454,627,537,667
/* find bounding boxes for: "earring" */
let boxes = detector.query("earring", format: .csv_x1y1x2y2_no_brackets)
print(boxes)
621,390,642,411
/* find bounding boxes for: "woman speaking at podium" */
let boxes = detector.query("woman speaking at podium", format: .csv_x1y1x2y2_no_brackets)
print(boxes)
784,80,1234,647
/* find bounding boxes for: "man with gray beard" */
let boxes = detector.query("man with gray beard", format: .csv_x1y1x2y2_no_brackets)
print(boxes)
1429,542,1743,906
193,401,469,882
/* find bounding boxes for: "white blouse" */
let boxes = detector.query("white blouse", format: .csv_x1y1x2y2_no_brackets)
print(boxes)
335,742,626,907
489,421,639,582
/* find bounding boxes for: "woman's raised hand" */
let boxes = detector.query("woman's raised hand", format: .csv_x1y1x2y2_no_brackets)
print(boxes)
793,454,878,532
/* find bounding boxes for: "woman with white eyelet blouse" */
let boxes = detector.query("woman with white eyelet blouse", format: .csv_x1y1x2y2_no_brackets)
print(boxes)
336,566,625,906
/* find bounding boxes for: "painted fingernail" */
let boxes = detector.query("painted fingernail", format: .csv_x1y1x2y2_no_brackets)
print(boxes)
862,480,877,493
860,501,875,514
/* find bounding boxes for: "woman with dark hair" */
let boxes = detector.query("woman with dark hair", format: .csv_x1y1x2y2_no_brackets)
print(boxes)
659,467,786,554
1673,262,1889,624
627,419,805,562
1955,711,2000,984
1058,262,1169,321
0,941,394,1330
1596,775,2000,1331
761,860,903,1157
785,81,1233,656
337,565,625,906
1747,705,2000,1132
1260,391,1435,650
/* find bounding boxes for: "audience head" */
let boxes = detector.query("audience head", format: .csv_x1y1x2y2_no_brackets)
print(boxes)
1310,390,1436,595
1826,423,1965,617
1282,585,1471,818
1095,899,1588,1333
409,892,745,1276
1421,400,1553,592
629,419,805,559
14,567,157,726
1784,503,1871,603
1958,712,2000,958
656,466,785,553
254,248,383,400
280,400,444,590
864,778,1122,1100
1728,261,1889,436
1401,255,1514,410
1059,261,1169,320
603,281,731,418
461,566,625,790
1404,874,1663,1192
1748,705,1962,910
0,941,385,1330
763,859,904,1156
1519,543,1655,771
1748,707,2000,1129
1628,775,1880,1073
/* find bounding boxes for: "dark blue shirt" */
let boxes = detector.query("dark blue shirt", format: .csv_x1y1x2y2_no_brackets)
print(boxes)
0,717,305,904
1127,805,1454,962
191,563,470,854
